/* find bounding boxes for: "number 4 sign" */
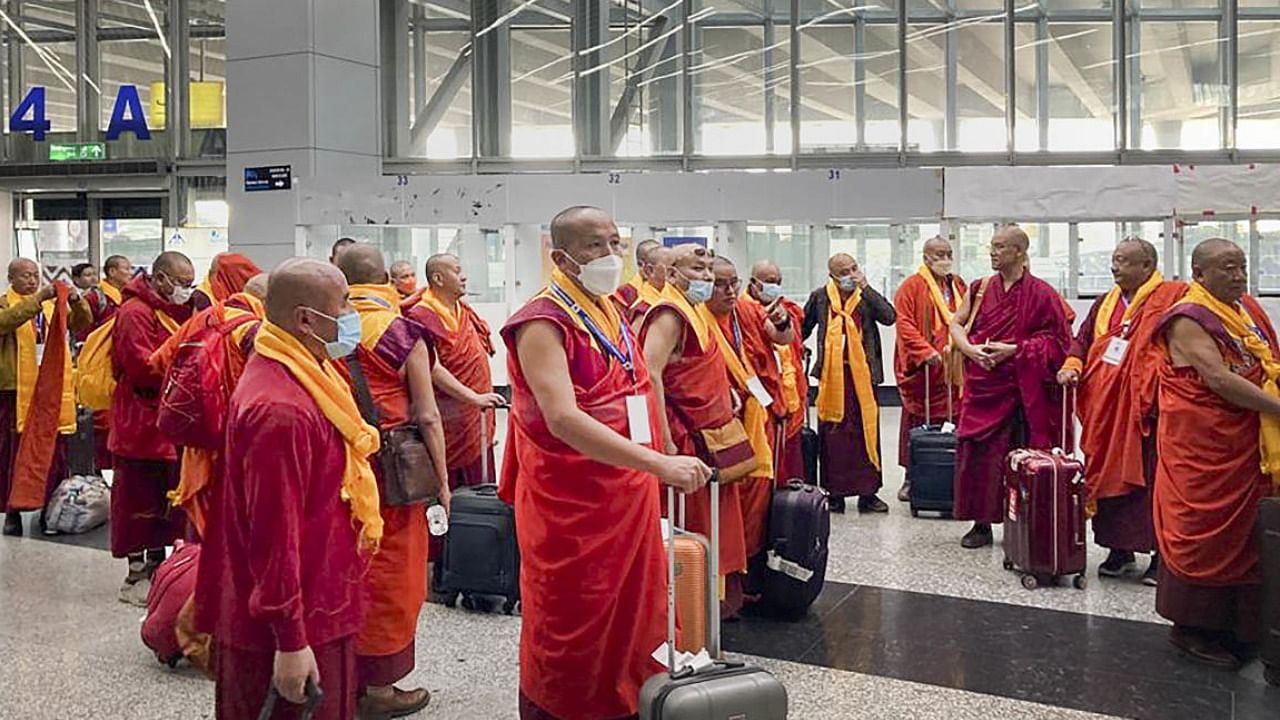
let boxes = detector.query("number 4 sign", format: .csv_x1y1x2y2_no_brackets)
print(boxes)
9,84,153,141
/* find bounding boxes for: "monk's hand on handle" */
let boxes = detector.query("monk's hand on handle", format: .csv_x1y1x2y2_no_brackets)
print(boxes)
924,352,943,367
656,455,712,493
273,647,320,705
1056,368,1080,386
472,392,507,409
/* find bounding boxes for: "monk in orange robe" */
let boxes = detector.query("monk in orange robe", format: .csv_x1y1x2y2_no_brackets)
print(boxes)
704,257,793,576
626,244,674,325
150,274,268,538
334,246,448,718
389,260,417,300
1057,238,1186,586
949,225,1071,549
893,237,966,502
1,259,91,536
611,238,659,316
193,252,262,308
1150,238,1280,670
502,206,710,720
642,243,756,619
198,258,383,720
80,254,133,471
745,260,809,484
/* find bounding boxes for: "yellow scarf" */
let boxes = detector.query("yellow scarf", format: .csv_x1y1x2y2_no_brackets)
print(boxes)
415,288,462,334
634,281,664,311
229,292,266,321
349,283,404,351
626,274,644,292
98,281,123,306
6,289,75,434
252,321,384,551
917,265,956,327
697,305,774,479
1094,271,1164,341
655,282,710,352
1177,281,1280,488
540,268,626,355
815,280,880,469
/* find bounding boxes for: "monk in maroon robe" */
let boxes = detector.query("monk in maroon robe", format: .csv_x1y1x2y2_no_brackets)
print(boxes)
610,239,659,317
199,259,380,720
949,225,1071,549
503,207,710,719
109,252,208,605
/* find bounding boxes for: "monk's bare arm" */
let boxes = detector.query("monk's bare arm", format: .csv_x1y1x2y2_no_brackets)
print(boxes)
430,363,478,403
949,289,982,360
404,341,451,501
517,319,668,474
1168,317,1280,416
641,310,681,455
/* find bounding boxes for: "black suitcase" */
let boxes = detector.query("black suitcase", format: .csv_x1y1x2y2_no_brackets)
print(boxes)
907,371,956,518
68,407,97,477
760,480,829,617
800,427,819,486
1259,497,1280,687
438,483,520,614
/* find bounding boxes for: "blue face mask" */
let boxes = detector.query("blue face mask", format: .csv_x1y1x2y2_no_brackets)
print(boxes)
683,279,714,305
757,282,784,303
835,275,857,292
308,308,362,359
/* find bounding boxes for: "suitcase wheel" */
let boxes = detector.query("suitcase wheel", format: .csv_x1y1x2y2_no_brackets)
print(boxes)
910,508,919,518
502,598,518,615
1072,574,1088,590
1020,574,1039,590
461,594,478,611
441,590,459,609
1002,559,1014,571
1264,663,1279,688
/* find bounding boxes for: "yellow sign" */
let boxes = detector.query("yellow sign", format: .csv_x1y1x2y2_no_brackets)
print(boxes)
148,81,226,129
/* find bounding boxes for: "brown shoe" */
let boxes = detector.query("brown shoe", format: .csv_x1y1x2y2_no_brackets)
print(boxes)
358,687,431,720
1169,626,1241,671
897,483,911,503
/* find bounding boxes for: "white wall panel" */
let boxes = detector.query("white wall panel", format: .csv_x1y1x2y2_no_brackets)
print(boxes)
946,166,1175,220
1171,164,1280,216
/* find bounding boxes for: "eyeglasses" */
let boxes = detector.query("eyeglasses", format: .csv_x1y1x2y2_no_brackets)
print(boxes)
714,278,741,291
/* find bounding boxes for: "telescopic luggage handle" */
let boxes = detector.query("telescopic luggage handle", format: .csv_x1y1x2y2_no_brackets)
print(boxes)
664,470,720,677
922,360,954,428
258,679,323,720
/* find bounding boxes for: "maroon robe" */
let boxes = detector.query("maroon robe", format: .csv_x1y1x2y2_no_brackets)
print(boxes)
199,353,363,720
953,273,1071,524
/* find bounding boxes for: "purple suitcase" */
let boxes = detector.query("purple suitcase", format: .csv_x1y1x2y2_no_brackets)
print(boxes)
1002,448,1088,590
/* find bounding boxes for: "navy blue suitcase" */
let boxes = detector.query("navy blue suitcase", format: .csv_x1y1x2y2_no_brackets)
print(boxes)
761,480,829,616
907,371,956,518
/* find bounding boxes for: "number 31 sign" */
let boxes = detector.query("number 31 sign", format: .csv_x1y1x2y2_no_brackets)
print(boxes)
9,84,152,141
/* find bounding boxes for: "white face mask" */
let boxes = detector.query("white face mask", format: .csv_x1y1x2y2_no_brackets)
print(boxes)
565,252,624,297
929,259,954,277
756,281,784,303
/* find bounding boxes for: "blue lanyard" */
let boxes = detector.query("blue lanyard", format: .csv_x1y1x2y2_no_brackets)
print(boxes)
354,294,393,310
34,312,46,343
551,284,636,381
730,310,743,354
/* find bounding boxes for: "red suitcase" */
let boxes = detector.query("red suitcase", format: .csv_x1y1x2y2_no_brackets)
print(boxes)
1002,448,1087,590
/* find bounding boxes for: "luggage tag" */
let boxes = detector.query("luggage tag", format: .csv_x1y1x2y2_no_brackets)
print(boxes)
745,376,774,408
35,343,45,366
625,395,653,445
1101,337,1129,366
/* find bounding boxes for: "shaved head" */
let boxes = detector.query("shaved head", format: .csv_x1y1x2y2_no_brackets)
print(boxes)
336,244,388,286
1190,237,1240,273
1118,237,1158,267
389,260,413,276
1191,237,1248,304
751,259,780,281
828,253,856,275
7,258,36,278
635,239,661,266
550,206,612,251
1111,238,1158,293
7,258,39,296
426,252,467,298
998,224,1030,252
153,251,193,278
265,258,350,356
330,237,356,264
670,243,709,267
923,236,950,254
426,253,457,279
243,273,269,300
667,243,713,292
990,224,1029,274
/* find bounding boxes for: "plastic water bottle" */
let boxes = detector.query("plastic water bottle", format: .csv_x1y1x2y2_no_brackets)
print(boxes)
427,502,449,536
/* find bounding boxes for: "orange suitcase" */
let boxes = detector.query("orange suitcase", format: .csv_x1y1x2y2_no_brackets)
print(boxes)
667,532,712,653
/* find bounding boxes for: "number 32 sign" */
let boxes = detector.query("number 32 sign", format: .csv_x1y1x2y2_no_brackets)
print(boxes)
9,85,153,141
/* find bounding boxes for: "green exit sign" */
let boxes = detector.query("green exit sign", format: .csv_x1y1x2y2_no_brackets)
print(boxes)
49,142,106,161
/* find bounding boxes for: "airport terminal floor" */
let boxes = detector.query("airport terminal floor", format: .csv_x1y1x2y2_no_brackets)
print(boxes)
0,408,1271,720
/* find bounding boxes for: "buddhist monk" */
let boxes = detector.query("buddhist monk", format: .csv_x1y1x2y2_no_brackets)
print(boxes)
195,252,263,308
893,237,967,502
1150,238,1280,670
745,259,809,484
949,224,1072,549
80,254,133,471
199,258,383,720
642,243,755,618
109,251,206,605
1,259,91,536
611,238,660,315
500,206,710,720
1056,238,1185,585
151,273,269,537
802,253,896,514
330,237,356,265
704,257,792,575
389,260,417,300
626,244,674,324
335,245,448,717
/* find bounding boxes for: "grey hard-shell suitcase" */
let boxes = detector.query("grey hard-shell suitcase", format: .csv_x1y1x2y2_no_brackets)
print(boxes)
1258,497,1279,687
637,475,788,719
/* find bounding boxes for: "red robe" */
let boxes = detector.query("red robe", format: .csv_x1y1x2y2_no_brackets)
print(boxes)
198,353,362,720
1067,281,1186,553
954,273,1071,524
1152,300,1277,641
206,253,261,304
404,296,496,487
108,274,198,557
639,302,750,580
894,272,966,469
499,296,667,720
335,309,429,689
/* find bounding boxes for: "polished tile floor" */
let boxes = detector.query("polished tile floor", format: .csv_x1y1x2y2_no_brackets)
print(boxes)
0,408,1274,719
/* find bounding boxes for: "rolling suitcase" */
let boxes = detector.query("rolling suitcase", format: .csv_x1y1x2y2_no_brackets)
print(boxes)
666,494,716,654
760,480,829,617
68,407,97,477
638,475,788,720
1002,390,1087,590
907,370,956,518
438,408,520,614
1258,497,1280,687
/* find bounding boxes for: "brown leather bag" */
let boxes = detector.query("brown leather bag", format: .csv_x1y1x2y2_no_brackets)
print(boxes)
344,356,442,506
